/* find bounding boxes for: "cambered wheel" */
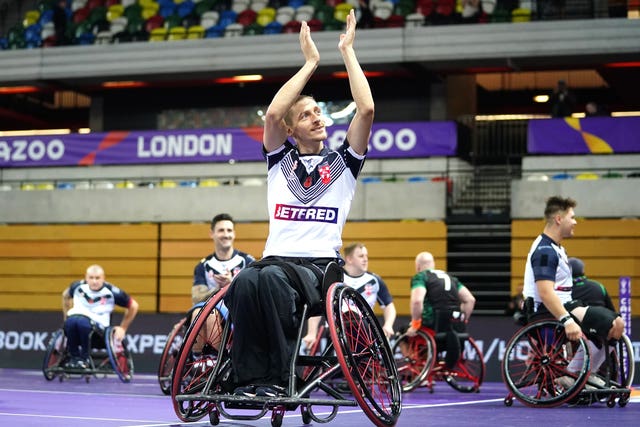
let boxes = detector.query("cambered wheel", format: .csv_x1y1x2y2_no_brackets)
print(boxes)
501,320,590,408
42,329,66,381
445,336,485,393
392,329,435,392
158,317,187,395
105,326,134,383
326,284,402,427
171,287,229,422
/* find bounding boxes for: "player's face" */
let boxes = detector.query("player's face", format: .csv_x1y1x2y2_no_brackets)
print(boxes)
289,98,327,144
86,269,105,291
558,207,577,239
348,246,368,274
211,220,235,251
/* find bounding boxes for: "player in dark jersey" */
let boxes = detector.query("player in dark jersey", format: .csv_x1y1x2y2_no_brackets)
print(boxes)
406,251,475,336
62,264,138,369
569,257,616,311
224,10,374,398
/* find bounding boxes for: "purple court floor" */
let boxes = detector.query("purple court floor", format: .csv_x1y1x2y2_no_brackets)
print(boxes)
1,368,638,426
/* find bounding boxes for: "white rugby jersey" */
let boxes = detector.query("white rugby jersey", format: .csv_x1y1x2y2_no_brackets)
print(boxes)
343,271,393,309
263,140,365,259
523,233,573,307
66,281,132,328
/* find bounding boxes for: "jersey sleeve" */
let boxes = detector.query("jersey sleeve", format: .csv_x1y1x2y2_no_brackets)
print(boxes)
106,283,132,308
530,245,559,282
193,259,206,286
410,272,426,290
374,273,393,306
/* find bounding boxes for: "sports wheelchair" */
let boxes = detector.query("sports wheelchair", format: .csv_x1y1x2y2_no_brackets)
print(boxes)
170,262,402,427
42,315,134,383
502,318,634,408
392,310,485,393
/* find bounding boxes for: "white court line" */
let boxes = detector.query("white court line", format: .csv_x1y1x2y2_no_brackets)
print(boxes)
0,412,166,423
0,387,168,399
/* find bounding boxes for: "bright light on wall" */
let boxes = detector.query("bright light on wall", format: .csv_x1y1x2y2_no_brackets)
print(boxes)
533,95,549,103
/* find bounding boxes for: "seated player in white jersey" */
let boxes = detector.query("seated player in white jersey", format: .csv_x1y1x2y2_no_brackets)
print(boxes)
62,264,139,369
223,11,375,398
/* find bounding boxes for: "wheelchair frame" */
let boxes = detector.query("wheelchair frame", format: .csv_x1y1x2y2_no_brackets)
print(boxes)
502,319,633,408
170,278,403,427
42,320,134,383
392,325,485,393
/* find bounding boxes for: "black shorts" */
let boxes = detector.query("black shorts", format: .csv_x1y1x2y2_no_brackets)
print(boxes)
581,306,619,340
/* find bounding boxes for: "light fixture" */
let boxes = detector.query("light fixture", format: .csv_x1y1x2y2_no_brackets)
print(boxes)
215,75,263,84
102,81,147,88
0,86,39,94
533,95,549,103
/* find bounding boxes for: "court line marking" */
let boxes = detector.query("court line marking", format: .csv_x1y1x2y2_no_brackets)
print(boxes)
0,412,167,423
0,387,168,399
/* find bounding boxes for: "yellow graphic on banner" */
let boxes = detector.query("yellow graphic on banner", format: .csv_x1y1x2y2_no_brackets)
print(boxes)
564,118,613,153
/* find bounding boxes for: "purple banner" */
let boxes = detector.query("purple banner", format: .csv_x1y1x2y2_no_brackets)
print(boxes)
528,116,640,154
0,122,456,168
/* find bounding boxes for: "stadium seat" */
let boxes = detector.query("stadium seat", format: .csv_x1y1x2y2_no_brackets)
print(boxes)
511,7,531,22
205,25,225,37
283,19,302,33
71,0,88,13
263,20,282,34
95,30,113,44
237,8,257,26
576,172,599,180
179,180,198,187
276,6,295,25
200,11,220,28
159,3,177,18
602,171,623,179
93,180,115,189
167,26,187,40
307,18,323,31
405,12,424,27
199,179,220,187
250,0,269,13
334,2,353,22
373,1,394,20
551,173,574,180
525,173,549,181
23,10,41,28
224,22,244,36
145,14,164,32
218,10,237,27
386,14,406,27
40,21,55,40
107,4,124,21
256,7,276,26
149,27,168,41
115,180,135,189
232,0,251,13
295,5,314,21
243,21,264,35
187,24,205,38
177,0,196,17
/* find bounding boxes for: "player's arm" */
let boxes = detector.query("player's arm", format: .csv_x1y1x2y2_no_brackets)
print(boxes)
407,286,426,335
340,10,374,156
192,284,213,305
537,279,581,340
263,21,319,153
458,285,476,322
62,287,72,321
